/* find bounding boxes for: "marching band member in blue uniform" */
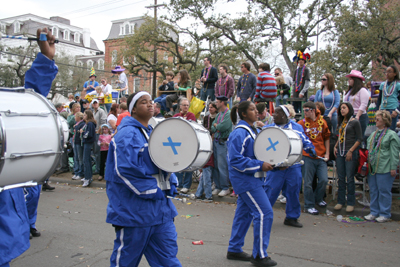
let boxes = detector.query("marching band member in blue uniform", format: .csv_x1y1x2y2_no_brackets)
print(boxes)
264,105,315,227
0,27,58,267
105,91,181,267
227,101,277,267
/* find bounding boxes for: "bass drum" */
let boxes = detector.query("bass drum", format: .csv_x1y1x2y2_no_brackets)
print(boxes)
148,118,212,172
254,127,303,166
0,88,67,188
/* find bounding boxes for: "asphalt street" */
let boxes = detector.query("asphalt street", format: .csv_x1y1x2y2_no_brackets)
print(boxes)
11,184,400,267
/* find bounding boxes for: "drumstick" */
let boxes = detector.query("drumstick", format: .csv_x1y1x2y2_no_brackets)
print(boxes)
317,156,329,162
273,159,289,168
178,193,196,200
0,32,59,43
167,196,187,203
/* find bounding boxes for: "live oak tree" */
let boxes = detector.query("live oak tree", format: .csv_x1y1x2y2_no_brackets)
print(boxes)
312,0,400,90
167,0,343,76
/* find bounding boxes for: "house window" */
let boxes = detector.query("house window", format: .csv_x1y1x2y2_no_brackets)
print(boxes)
112,50,117,64
123,56,128,65
51,27,59,38
134,78,140,92
64,30,70,41
125,24,130,35
163,52,168,61
0,24,6,34
87,60,93,68
77,61,83,67
98,59,104,70
14,21,20,33
74,33,80,43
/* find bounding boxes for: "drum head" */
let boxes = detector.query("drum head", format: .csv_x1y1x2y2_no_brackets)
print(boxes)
254,127,290,164
149,118,198,172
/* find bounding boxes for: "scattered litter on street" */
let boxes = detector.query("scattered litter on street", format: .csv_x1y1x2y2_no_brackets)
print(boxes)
192,240,203,245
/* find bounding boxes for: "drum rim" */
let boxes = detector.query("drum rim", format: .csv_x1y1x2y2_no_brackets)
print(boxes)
0,114,6,175
148,117,200,172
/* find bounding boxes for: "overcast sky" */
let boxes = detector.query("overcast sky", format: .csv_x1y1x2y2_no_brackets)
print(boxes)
0,0,248,51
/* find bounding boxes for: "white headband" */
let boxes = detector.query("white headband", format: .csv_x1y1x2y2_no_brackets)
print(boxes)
128,91,151,114
281,105,290,118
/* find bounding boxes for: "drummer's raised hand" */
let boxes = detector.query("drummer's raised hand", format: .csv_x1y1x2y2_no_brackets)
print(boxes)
36,28,56,60
262,162,273,172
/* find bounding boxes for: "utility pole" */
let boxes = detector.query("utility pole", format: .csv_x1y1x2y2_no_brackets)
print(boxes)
146,0,166,98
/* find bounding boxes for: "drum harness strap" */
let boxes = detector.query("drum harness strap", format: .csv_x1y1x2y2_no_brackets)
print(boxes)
235,125,265,179
140,128,171,190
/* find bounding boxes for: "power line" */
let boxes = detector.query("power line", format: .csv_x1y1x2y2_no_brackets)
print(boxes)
58,0,126,16
0,50,165,80
71,0,148,19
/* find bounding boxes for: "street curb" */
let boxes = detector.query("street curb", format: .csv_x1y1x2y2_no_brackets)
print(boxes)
49,177,400,221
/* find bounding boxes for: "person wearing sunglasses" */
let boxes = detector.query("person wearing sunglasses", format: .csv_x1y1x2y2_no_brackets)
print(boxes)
298,102,331,215
314,73,340,134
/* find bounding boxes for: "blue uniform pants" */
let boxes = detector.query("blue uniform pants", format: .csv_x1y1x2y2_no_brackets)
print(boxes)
265,166,302,219
24,185,42,228
228,186,273,258
110,220,181,267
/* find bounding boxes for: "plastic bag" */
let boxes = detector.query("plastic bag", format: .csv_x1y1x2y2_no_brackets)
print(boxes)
365,102,377,136
188,97,205,119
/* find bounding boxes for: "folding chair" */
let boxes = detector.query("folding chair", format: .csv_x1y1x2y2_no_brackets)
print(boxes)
327,160,338,200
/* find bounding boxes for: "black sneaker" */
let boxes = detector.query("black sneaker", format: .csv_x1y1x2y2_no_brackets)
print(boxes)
203,197,213,203
284,218,303,228
250,255,277,266
30,228,41,237
227,251,251,261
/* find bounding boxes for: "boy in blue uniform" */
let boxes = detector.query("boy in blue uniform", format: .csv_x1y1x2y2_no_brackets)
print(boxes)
105,91,181,267
0,27,58,267
227,101,277,267
264,105,315,227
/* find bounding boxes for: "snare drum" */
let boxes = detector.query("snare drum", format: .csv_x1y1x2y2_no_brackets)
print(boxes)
0,88,67,188
254,127,303,166
148,117,165,128
148,118,212,172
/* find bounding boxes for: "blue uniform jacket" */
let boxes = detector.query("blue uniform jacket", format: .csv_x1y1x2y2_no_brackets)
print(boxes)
263,120,315,171
228,120,265,195
25,52,58,97
105,116,178,227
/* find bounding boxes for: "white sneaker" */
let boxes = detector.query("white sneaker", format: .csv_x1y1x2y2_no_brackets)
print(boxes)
375,216,390,223
218,189,230,197
212,189,221,195
180,188,189,193
72,175,81,180
81,178,85,181
82,180,91,187
72,175,77,179
306,208,319,215
364,214,376,221
279,196,287,204
211,183,216,191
